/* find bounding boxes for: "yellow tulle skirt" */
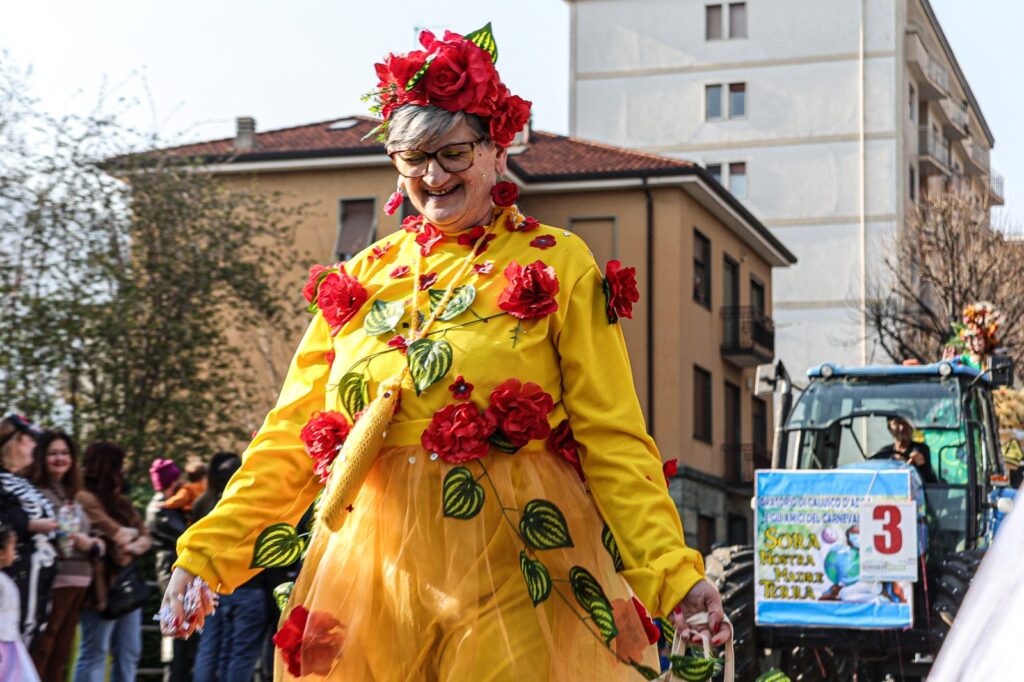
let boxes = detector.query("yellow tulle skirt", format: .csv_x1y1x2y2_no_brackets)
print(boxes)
278,443,658,680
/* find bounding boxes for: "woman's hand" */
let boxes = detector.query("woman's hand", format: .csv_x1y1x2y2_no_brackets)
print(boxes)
71,532,94,552
28,518,59,534
159,567,215,638
113,526,139,546
669,579,732,647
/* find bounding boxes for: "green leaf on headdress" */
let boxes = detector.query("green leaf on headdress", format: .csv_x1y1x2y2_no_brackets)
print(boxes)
465,22,499,63
405,55,435,91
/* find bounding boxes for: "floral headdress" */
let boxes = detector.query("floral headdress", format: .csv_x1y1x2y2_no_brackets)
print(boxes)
946,301,1003,363
365,23,532,148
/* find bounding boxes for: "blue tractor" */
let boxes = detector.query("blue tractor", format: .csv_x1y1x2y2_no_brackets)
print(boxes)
705,360,1016,680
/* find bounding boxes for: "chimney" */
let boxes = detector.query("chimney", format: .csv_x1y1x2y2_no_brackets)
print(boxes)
235,117,257,150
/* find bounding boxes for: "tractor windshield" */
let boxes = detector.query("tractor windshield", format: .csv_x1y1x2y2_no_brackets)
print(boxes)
787,377,961,430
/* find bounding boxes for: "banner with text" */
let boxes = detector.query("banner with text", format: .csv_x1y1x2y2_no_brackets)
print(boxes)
754,469,916,629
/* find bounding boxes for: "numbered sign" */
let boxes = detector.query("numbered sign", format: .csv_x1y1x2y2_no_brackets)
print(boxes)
858,501,918,582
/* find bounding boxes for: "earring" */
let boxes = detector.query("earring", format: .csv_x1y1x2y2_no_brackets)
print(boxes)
384,177,404,216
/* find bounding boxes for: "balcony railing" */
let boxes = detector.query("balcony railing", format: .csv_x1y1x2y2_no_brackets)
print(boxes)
919,127,950,173
947,168,969,193
721,306,774,367
926,56,949,94
944,99,969,130
990,170,1005,205
722,443,772,484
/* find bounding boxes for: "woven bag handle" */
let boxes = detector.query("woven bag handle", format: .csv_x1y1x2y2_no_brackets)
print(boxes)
659,612,735,682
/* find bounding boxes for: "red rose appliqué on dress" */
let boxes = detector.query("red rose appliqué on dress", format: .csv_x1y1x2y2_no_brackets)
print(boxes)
272,606,346,678
486,379,554,448
300,411,351,483
529,235,556,250
448,375,474,400
421,403,496,464
498,261,560,320
316,268,368,335
548,419,583,479
416,223,444,256
603,260,640,323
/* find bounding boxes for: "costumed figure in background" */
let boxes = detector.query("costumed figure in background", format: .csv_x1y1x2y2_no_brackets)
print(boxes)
159,24,730,680
943,301,1002,371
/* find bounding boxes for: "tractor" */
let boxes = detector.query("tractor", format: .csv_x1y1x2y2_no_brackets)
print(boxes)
706,360,1016,680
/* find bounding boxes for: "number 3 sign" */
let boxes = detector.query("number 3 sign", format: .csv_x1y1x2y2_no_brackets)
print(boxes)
858,501,918,582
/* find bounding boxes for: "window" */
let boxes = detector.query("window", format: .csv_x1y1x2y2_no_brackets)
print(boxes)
729,83,746,118
697,514,717,556
750,277,765,315
693,230,711,307
336,198,376,261
752,397,768,451
729,162,747,197
694,365,713,442
728,3,747,38
705,4,723,40
908,84,916,122
725,381,741,446
723,257,739,345
909,165,917,201
728,513,749,546
705,84,723,120
706,163,723,184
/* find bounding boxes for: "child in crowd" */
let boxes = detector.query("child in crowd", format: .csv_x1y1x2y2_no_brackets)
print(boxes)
162,457,208,518
0,524,40,681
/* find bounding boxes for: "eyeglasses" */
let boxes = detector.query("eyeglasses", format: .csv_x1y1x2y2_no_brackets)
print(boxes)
388,139,484,178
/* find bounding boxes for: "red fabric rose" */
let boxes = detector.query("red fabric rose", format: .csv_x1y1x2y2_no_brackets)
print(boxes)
631,597,661,645
604,260,640,323
302,264,331,304
548,419,582,479
390,265,410,279
303,610,346,676
418,31,501,116
474,261,494,275
491,181,520,207
369,242,391,262
421,402,497,464
387,335,408,355
325,350,335,367
401,215,423,233
416,223,444,256
448,375,474,400
316,267,368,335
300,411,351,483
530,235,556,250
456,226,486,247
520,216,540,232
663,459,678,487
488,92,532,147
498,260,560,320
486,379,554,448
374,51,429,118
419,272,438,291
273,606,308,677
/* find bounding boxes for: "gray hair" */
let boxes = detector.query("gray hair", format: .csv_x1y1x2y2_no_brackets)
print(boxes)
386,105,489,151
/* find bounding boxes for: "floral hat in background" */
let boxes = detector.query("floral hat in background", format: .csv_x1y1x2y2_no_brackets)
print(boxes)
365,22,532,148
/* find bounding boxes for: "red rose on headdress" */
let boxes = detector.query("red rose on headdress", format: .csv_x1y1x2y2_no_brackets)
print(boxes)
421,402,497,464
317,268,368,335
548,419,583,479
416,223,444,256
498,260,560,320
273,606,308,677
604,260,640,323
486,379,554,448
300,411,351,482
374,52,429,118
418,31,501,116
489,92,532,147
302,264,331,303
491,181,519,207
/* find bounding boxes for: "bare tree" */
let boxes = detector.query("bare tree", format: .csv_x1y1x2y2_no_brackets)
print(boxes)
866,191,1024,366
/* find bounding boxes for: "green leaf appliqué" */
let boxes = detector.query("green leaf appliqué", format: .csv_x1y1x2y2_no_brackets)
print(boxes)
569,566,619,643
670,655,723,682
601,524,624,572
519,499,574,550
338,372,369,419
272,581,294,611
442,466,485,520
363,299,405,336
464,22,499,63
488,429,521,454
519,551,552,606
407,338,453,395
251,523,304,568
429,285,476,321
405,55,435,90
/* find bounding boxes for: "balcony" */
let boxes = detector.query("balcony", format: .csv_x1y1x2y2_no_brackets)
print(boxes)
940,99,969,139
962,137,989,176
946,167,969,194
722,443,772,484
906,30,949,100
918,127,950,175
990,170,1005,205
721,306,774,367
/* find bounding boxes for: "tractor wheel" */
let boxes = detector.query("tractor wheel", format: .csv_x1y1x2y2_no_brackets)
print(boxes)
930,550,983,647
704,545,759,681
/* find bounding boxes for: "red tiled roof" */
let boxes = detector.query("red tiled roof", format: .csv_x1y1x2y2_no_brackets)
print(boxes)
161,116,694,180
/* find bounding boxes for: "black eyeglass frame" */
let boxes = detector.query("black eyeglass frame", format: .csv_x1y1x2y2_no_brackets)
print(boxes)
387,138,486,178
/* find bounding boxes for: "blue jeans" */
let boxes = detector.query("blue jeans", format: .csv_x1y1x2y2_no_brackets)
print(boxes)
193,586,270,682
73,607,142,682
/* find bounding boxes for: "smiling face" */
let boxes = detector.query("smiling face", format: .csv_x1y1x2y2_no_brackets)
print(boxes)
391,120,508,234
45,437,73,482
2,432,36,474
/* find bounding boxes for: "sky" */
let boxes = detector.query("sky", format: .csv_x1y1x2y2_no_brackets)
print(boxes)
0,0,1017,221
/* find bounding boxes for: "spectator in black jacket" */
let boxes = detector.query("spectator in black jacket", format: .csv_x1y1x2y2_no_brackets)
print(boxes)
0,414,58,647
145,458,190,682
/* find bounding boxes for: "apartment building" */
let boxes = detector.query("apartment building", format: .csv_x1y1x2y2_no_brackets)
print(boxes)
568,0,1002,376
162,116,795,552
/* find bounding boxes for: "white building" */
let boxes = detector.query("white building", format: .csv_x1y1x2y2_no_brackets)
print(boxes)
568,0,1002,375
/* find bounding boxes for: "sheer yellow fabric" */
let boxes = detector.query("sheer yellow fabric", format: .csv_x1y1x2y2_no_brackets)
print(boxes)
175,222,705,679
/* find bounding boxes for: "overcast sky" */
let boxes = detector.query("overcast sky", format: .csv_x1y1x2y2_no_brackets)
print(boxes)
0,0,1017,222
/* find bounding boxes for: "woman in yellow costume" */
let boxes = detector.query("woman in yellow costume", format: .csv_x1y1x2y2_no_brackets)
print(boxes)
161,24,730,680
